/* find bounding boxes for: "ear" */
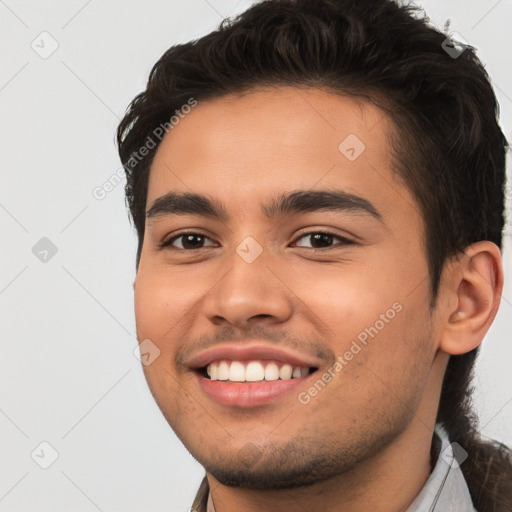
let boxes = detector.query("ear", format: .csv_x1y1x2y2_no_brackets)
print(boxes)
438,241,504,356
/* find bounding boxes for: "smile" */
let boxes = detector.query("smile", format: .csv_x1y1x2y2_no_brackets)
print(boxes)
186,342,322,407
205,359,311,382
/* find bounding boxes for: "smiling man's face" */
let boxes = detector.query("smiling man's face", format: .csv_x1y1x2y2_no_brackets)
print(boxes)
134,87,448,489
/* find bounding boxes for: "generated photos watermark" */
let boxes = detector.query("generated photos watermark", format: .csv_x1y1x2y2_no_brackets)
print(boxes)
123,97,198,171
93,97,198,200
298,301,403,404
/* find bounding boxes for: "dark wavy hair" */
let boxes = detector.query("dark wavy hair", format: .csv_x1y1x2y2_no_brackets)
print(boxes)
117,0,512,509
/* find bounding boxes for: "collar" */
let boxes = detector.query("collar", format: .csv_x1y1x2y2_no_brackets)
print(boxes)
405,423,477,512
206,491,215,512
195,424,477,512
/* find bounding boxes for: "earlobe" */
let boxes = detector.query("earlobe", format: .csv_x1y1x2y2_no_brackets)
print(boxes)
439,241,503,356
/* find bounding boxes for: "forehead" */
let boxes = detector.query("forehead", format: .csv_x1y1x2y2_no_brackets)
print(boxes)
147,86,411,222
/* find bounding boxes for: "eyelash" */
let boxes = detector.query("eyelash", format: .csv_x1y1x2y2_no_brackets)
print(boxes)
159,230,355,251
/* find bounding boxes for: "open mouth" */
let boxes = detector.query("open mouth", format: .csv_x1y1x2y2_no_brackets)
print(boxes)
199,359,319,383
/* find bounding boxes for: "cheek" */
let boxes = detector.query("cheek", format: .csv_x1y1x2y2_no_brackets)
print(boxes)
307,306,432,432
134,264,201,340
134,270,189,424
134,283,167,342
284,260,405,336
291,259,432,385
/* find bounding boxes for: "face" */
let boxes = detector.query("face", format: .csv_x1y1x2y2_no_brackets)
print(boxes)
134,87,440,489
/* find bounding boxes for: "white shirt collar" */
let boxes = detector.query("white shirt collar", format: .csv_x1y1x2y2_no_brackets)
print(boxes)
405,423,477,512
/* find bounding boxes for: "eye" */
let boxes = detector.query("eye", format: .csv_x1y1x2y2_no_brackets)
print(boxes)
161,233,218,250
291,231,354,249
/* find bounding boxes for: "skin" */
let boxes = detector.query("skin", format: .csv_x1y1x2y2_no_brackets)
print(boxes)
134,87,503,512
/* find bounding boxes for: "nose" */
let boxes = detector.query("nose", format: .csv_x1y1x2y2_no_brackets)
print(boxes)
202,248,294,329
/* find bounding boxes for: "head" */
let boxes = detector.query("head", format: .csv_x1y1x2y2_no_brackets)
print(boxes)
117,0,510,509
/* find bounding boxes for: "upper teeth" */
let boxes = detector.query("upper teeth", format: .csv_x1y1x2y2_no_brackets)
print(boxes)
206,360,310,382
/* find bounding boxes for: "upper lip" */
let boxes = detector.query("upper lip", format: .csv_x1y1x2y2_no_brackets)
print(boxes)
186,342,323,370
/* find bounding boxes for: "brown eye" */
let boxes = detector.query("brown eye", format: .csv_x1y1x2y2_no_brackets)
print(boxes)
293,232,353,249
163,233,217,250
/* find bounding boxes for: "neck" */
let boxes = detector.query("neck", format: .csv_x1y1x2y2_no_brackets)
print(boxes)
207,420,435,512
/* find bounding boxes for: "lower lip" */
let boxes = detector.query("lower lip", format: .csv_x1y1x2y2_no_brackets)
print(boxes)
195,373,312,407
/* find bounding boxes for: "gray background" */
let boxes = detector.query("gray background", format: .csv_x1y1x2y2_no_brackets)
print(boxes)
1,0,511,510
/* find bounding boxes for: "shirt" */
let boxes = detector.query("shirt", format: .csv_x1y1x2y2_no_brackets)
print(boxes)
190,424,477,512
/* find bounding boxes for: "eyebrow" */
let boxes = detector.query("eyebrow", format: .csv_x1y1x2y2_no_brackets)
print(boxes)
146,189,383,223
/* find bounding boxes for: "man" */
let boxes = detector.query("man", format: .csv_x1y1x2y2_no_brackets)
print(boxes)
117,1,512,510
